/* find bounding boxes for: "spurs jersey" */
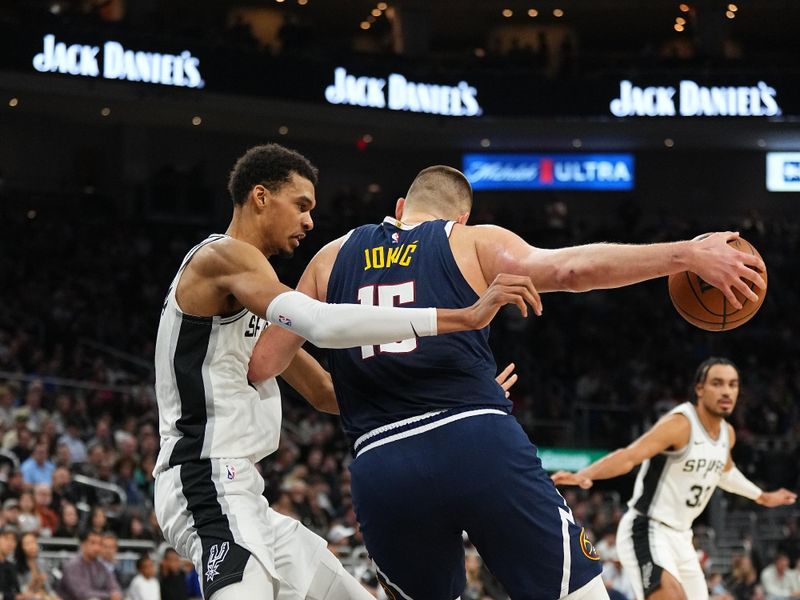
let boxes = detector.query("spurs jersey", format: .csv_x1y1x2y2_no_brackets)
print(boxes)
628,402,730,531
153,234,281,474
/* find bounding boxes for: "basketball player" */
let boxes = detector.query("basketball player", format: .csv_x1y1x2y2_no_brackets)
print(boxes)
552,357,797,600
152,147,538,600
248,165,767,600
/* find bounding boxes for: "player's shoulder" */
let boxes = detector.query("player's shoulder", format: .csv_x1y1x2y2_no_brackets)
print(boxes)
190,236,268,276
654,410,693,436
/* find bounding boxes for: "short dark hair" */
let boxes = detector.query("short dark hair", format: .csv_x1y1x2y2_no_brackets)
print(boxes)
79,529,102,543
227,144,318,206
405,165,473,219
691,357,738,403
136,554,152,570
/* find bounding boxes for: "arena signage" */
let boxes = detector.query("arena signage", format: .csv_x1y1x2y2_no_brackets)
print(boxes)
766,152,800,192
32,34,204,88
462,153,635,191
537,448,607,472
324,67,481,116
610,80,781,117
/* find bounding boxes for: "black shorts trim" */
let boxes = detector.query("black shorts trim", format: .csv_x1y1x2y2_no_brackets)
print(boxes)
631,515,665,598
180,460,251,598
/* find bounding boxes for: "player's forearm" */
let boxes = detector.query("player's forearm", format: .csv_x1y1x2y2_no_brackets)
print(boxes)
718,466,762,500
545,241,696,292
280,350,339,414
577,449,639,481
266,291,438,348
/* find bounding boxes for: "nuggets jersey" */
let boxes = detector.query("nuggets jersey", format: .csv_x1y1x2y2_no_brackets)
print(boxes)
326,217,511,447
628,402,730,531
153,234,281,474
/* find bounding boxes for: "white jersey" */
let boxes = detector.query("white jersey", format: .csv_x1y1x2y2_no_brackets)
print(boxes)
153,234,281,474
627,402,730,531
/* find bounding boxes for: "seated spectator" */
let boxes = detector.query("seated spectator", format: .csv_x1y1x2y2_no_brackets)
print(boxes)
58,419,88,466
8,420,33,463
100,531,131,589
15,530,59,599
50,466,80,509
33,483,59,537
159,548,188,600
760,553,800,600
20,440,55,486
727,554,760,600
0,527,21,599
2,497,20,529
57,529,122,600
89,506,109,534
17,490,42,534
54,502,80,538
127,554,160,600
709,571,734,600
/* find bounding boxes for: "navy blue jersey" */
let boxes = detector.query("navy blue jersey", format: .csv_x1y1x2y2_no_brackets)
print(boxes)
326,217,511,446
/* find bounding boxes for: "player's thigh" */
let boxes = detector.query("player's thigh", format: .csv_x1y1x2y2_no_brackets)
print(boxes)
460,418,602,599
210,556,278,600
562,574,611,600
349,445,466,600
617,513,682,600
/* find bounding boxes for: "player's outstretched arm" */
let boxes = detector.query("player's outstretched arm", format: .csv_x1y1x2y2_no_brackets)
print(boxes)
719,426,798,506
214,238,532,352
552,413,689,489
473,225,765,309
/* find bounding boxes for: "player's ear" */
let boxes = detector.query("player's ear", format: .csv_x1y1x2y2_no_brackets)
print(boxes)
395,197,406,220
252,184,269,209
456,211,470,225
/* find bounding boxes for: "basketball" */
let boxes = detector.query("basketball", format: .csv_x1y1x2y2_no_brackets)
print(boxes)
668,237,767,331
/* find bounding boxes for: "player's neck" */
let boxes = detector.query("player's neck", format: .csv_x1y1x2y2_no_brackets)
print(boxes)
397,210,443,225
694,403,723,438
226,209,276,256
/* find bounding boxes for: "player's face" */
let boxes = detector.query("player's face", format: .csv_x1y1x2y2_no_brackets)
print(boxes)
696,364,739,417
262,173,316,257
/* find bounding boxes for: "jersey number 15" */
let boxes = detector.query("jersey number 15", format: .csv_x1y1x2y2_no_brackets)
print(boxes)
357,281,418,359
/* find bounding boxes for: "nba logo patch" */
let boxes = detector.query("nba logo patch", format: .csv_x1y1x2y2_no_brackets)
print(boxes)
391,232,400,244
278,315,292,327
225,464,236,480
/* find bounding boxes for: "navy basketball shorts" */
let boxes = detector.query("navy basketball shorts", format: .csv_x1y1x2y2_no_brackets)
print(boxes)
349,409,602,600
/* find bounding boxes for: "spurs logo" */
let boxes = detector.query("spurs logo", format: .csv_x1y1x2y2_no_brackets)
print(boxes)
641,561,653,589
205,542,230,582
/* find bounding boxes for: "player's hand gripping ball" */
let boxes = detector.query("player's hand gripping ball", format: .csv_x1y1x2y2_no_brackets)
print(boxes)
668,237,767,331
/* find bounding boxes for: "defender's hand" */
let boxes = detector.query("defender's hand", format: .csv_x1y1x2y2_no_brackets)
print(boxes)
495,363,518,398
465,274,541,330
756,488,797,507
551,471,593,489
689,232,767,310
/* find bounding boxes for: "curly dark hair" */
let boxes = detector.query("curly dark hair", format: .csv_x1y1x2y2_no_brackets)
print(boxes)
227,143,318,206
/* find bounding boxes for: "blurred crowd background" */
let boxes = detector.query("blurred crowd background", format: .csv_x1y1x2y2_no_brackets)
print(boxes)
2,0,800,598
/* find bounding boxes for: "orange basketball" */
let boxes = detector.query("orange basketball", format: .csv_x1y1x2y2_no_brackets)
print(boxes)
667,237,767,332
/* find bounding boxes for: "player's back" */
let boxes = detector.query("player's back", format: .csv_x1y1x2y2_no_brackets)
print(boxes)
326,217,510,450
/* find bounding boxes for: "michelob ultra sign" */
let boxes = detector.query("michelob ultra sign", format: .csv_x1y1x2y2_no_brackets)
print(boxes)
463,153,634,191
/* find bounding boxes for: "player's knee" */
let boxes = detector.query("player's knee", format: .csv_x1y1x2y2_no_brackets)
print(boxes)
647,572,687,600
306,548,373,600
